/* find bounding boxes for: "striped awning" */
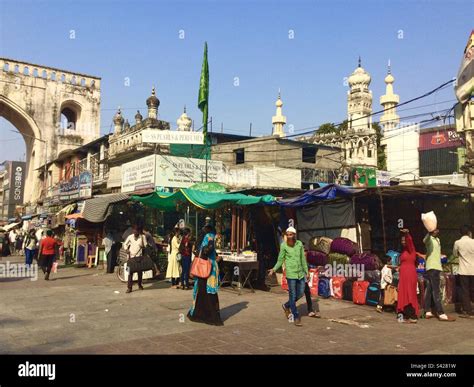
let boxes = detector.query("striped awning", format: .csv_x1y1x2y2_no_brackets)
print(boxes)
82,193,129,223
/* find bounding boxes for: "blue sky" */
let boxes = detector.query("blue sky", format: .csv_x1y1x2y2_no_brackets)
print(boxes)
0,0,472,161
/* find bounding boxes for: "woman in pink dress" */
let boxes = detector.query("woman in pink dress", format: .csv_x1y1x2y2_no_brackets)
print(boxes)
396,229,419,323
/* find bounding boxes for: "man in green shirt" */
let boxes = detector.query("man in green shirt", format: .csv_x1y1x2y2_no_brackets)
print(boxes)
423,229,455,321
268,227,308,327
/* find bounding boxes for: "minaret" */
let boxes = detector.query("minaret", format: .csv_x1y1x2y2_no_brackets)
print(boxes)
272,89,286,137
113,107,124,134
177,105,192,131
380,60,400,132
135,110,143,125
347,57,373,133
146,86,160,119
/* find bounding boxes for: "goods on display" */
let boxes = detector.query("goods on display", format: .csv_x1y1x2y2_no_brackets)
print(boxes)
313,237,332,254
350,253,378,271
328,252,350,265
330,237,356,256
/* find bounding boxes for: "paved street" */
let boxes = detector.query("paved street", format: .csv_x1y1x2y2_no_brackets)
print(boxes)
1,255,473,355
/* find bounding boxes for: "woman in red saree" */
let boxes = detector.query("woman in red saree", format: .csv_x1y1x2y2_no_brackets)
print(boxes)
396,229,419,323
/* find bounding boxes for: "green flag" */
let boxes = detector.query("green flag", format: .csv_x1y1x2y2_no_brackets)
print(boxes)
198,42,209,142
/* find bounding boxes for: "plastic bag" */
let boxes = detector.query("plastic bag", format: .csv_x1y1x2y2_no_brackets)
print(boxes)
421,211,437,232
52,261,58,274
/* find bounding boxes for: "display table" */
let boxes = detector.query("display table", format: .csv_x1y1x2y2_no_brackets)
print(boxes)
219,259,259,295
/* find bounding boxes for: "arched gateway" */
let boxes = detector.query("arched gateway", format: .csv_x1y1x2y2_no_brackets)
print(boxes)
0,58,101,205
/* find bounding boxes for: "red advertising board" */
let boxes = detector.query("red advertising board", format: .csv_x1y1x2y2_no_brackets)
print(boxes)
419,128,463,151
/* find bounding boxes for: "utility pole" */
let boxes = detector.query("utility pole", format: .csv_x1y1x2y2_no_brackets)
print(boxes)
249,123,252,137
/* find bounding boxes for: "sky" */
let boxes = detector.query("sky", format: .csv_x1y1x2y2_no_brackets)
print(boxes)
0,0,472,161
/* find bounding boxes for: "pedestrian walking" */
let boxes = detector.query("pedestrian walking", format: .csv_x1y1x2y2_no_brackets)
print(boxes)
102,230,115,274
179,227,194,290
123,225,150,293
38,230,58,280
16,230,24,256
453,225,474,318
268,227,308,327
23,229,38,268
166,227,182,288
187,224,223,326
9,229,17,255
423,229,455,321
396,229,419,323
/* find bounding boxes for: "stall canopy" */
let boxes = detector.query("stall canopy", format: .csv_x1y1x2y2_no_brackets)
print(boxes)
132,188,275,211
2,222,21,232
276,184,364,208
82,193,130,223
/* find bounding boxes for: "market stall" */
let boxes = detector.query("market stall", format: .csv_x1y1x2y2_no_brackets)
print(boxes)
132,188,275,292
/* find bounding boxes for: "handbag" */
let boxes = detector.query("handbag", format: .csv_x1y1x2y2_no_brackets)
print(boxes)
127,235,154,272
190,243,211,279
190,255,211,279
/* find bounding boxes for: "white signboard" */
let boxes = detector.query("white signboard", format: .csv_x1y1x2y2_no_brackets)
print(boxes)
376,170,391,187
142,129,204,145
155,155,223,188
121,155,156,193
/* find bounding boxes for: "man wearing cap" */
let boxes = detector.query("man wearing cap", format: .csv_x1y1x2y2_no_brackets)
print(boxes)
268,227,308,327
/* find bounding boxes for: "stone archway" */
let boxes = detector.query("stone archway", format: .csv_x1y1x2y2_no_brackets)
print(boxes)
0,57,101,205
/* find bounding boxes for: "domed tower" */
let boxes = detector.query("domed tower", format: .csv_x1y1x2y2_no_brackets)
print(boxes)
146,86,160,119
113,107,124,134
272,90,286,137
177,106,192,131
347,57,374,134
135,110,143,125
380,61,400,132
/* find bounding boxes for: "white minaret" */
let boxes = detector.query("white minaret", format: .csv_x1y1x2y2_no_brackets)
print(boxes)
380,60,400,132
272,89,286,137
347,57,374,133
177,106,192,131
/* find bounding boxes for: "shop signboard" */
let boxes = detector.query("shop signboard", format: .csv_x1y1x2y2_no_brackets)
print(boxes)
419,128,463,151
79,171,93,199
121,155,156,193
59,176,80,201
351,167,376,187
155,155,223,188
142,129,204,145
376,170,391,187
11,161,25,205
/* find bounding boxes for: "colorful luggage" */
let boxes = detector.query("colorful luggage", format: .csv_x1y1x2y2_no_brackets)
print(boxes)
386,250,401,267
350,253,378,271
353,280,370,305
364,270,381,283
307,250,328,266
318,277,331,298
342,278,356,301
330,237,356,257
366,282,381,306
307,268,319,296
442,273,455,305
328,252,350,266
384,285,398,306
314,237,332,254
331,276,346,299
309,236,320,251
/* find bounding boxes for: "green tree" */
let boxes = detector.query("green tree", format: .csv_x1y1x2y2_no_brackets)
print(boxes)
337,119,348,132
317,122,339,135
373,122,387,170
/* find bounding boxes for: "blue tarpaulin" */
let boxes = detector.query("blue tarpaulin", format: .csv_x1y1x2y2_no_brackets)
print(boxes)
276,184,364,208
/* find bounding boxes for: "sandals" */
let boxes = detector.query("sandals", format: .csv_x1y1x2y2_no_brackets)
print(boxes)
438,315,456,322
308,311,321,318
282,304,291,319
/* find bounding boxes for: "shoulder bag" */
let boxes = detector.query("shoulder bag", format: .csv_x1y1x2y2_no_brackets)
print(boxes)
190,243,212,279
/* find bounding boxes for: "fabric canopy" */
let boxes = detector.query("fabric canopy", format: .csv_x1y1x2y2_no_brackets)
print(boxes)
277,184,364,208
65,213,83,220
2,222,21,232
132,188,275,211
82,193,130,223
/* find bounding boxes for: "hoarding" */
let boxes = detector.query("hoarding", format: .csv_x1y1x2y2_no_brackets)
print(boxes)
10,161,25,206
419,128,463,151
121,155,155,193
142,129,204,145
351,167,376,187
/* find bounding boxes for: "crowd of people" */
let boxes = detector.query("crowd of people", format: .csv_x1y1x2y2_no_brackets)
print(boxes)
2,218,473,328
